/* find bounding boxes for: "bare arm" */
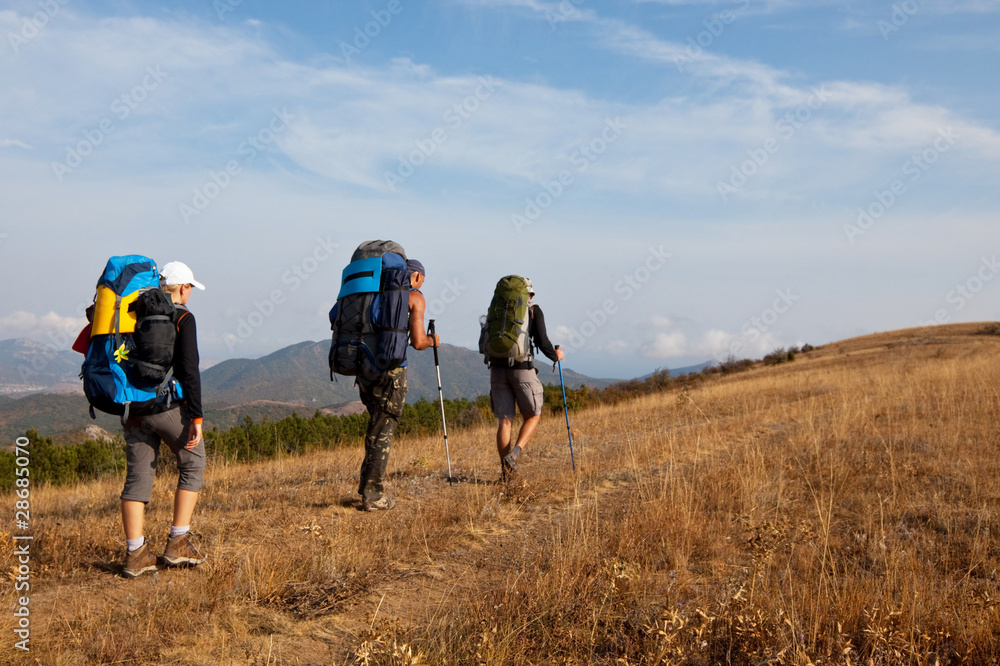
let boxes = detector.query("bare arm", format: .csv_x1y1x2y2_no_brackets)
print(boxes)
408,290,439,350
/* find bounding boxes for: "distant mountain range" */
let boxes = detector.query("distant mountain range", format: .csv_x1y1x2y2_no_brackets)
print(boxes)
200,341,614,408
0,338,83,397
0,338,643,441
643,362,713,378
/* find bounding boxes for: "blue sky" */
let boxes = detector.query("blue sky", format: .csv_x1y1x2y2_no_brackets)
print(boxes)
1,0,998,379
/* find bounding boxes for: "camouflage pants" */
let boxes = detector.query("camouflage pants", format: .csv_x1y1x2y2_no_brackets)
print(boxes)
357,366,407,501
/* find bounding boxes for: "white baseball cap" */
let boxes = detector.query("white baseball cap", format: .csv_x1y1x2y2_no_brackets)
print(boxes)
160,261,206,290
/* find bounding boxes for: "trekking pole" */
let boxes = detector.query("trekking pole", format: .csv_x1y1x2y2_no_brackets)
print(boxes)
554,345,576,471
428,320,454,482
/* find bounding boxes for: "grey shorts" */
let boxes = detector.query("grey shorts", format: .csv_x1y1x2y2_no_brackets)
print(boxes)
490,366,544,420
121,407,206,503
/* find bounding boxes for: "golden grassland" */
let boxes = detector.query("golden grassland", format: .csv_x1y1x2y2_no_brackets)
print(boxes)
3,323,1000,664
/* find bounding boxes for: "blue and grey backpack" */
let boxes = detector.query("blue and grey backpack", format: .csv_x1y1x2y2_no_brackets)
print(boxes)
328,240,411,381
81,255,181,423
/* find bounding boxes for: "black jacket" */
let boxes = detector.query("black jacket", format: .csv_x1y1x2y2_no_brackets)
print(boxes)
173,305,203,420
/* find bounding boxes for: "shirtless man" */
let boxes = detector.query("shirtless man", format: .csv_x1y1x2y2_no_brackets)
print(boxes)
356,259,439,511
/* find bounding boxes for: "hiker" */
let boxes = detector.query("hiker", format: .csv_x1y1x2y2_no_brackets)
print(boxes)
481,276,564,477
354,258,438,510
120,261,207,578
329,242,438,510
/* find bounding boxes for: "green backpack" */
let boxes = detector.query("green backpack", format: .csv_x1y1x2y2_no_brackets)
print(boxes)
479,275,533,365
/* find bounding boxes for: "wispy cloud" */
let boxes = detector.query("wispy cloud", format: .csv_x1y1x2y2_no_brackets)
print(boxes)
0,6,995,211
0,311,86,342
696,328,786,360
641,330,687,358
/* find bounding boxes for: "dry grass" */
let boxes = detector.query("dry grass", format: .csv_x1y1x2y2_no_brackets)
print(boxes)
3,322,1000,664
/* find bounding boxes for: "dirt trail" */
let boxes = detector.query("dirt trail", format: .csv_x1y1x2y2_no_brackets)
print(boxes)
303,443,598,663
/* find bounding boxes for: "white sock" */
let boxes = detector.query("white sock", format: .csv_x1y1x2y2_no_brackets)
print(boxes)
169,525,190,539
126,537,145,552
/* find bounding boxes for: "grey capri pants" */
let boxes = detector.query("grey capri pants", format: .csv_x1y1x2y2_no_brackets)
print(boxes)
120,407,206,503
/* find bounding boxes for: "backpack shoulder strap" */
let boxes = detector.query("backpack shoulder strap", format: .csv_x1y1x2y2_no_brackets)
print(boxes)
175,305,190,331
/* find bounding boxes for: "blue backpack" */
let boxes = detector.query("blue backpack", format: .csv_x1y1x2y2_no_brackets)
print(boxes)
81,255,181,423
328,241,411,381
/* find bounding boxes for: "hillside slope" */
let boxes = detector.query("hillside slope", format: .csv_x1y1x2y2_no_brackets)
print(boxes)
7,322,1000,663
0,393,121,441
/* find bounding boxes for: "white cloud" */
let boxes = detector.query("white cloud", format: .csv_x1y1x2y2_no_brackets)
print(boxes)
427,3,1000,204
696,328,786,361
550,325,574,347
641,331,687,358
0,139,32,149
698,329,735,358
606,339,630,354
0,311,87,343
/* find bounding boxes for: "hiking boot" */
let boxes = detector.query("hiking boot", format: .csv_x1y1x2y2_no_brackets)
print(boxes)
502,452,518,474
123,542,159,579
362,495,396,511
162,533,206,567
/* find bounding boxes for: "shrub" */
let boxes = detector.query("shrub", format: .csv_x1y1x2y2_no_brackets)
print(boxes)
762,347,795,366
978,323,1000,336
0,430,126,491
719,354,754,375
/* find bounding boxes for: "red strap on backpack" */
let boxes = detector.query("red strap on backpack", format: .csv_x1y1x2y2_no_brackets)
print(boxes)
72,324,92,354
